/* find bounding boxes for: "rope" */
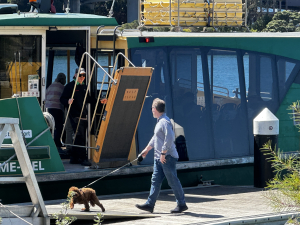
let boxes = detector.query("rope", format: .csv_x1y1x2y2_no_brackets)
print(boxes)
43,112,55,138
0,202,33,225
83,155,143,188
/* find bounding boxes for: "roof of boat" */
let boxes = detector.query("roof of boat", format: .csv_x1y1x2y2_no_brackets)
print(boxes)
116,31,300,61
0,13,118,26
118,31,300,38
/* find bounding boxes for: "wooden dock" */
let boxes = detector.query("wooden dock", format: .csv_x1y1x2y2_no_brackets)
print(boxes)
41,185,296,225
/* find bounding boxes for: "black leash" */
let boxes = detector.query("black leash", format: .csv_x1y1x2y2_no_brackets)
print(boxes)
82,155,144,188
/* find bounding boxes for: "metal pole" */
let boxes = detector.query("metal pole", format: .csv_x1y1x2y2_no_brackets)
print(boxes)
245,0,248,27
14,52,17,94
212,0,215,27
177,0,179,28
19,51,22,94
67,50,70,83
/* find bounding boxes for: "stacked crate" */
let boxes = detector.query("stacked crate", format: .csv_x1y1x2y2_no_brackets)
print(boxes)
141,0,209,26
140,0,243,27
209,0,243,26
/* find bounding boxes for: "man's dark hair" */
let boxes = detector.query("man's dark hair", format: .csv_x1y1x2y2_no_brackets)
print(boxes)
153,98,165,113
55,73,66,85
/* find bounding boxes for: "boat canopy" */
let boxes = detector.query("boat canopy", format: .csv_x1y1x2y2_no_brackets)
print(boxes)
0,13,118,26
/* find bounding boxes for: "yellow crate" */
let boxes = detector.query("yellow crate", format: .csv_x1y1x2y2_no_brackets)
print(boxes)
211,19,243,26
142,18,171,25
211,11,243,18
142,16,207,26
213,0,242,3
143,10,207,18
211,3,243,10
143,2,209,9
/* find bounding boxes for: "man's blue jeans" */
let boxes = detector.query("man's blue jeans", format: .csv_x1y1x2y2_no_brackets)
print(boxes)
146,155,186,207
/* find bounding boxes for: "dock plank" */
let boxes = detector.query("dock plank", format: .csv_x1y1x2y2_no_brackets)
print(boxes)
42,185,295,224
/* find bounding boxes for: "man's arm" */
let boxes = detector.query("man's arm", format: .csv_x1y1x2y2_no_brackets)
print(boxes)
140,145,153,158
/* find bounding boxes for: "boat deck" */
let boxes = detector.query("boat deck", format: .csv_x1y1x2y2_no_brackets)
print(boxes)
42,185,294,225
32,157,253,183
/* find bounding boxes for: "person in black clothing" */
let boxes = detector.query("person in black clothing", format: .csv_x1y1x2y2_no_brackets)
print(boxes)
60,68,107,166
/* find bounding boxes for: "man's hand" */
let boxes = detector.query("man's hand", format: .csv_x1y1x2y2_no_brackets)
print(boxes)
160,154,166,164
141,148,150,158
68,99,74,104
100,98,107,104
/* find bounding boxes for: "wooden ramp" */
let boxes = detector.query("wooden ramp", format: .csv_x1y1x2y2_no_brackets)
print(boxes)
92,67,153,167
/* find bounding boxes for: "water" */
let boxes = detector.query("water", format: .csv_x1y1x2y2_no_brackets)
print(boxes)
48,54,250,96
47,55,110,90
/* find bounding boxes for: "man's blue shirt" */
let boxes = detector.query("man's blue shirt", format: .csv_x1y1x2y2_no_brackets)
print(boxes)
148,113,179,159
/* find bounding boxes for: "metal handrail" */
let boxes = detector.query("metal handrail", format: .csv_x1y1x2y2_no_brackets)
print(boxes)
111,52,136,79
60,52,117,150
176,78,230,97
92,52,136,141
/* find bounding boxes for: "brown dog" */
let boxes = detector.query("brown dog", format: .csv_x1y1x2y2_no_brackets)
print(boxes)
68,186,105,212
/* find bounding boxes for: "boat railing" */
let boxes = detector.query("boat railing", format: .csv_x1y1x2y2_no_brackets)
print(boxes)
246,91,272,100
176,78,229,97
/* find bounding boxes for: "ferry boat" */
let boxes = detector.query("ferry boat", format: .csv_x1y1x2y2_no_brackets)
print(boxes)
0,1,299,205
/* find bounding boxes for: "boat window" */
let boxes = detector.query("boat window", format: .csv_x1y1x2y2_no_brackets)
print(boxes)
95,52,114,91
277,58,300,102
46,50,77,84
260,56,273,102
208,49,249,158
161,67,165,83
0,36,41,101
169,47,213,161
132,48,173,165
142,59,146,67
131,46,298,163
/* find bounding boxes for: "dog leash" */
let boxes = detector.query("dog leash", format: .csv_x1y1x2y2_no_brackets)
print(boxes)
82,155,144,188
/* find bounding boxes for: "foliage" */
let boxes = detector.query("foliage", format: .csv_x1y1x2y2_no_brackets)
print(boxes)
153,26,170,32
52,191,77,225
261,101,300,223
94,0,127,24
94,213,104,225
121,20,139,29
251,14,272,31
288,101,300,132
217,26,249,32
182,28,191,32
263,11,300,32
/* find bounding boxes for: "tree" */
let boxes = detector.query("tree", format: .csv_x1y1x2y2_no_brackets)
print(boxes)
263,11,300,32
262,101,300,224
94,0,127,24
251,14,272,31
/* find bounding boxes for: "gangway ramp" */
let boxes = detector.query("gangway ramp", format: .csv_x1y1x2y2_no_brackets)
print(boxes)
92,67,153,167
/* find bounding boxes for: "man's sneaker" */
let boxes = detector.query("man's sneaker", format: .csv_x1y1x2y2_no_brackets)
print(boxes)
170,204,188,213
135,203,154,213
81,159,91,166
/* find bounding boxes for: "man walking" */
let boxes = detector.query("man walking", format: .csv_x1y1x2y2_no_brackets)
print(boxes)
136,98,188,213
